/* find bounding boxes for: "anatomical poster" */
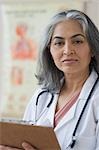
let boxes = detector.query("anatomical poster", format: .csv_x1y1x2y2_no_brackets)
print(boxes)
0,1,84,118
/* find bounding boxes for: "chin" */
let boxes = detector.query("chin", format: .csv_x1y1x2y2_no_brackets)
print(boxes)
63,68,80,74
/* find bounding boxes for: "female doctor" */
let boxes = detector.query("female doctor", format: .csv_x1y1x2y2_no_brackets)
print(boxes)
1,9,99,150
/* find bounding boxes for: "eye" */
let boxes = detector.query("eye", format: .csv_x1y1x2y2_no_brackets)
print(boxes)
52,40,65,48
72,39,84,45
55,41,64,46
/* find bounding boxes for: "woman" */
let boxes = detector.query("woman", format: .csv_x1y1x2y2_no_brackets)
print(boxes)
1,9,99,150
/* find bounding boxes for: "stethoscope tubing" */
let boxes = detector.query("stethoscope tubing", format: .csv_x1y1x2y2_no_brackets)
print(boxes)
35,76,99,148
35,90,54,122
70,76,99,148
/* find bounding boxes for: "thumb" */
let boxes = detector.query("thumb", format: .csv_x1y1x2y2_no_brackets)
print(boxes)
22,142,37,150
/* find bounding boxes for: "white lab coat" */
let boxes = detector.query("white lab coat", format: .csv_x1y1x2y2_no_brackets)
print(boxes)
23,69,99,150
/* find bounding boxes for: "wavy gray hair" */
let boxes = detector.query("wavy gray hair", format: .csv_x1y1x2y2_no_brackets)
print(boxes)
36,9,99,92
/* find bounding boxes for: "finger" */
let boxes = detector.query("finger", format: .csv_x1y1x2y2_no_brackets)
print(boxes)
0,145,13,150
0,145,20,150
0,145,5,150
22,142,36,150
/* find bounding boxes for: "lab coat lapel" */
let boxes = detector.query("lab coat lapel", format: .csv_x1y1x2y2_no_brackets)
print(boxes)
55,97,80,130
55,70,98,130
44,93,59,127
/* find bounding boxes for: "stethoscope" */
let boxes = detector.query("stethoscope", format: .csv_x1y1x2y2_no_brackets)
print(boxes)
35,90,54,123
35,76,99,149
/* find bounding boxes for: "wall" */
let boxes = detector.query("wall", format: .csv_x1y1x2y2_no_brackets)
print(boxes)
0,0,98,119
85,1,99,29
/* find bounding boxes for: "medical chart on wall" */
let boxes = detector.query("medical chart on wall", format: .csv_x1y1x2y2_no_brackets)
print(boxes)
0,1,84,119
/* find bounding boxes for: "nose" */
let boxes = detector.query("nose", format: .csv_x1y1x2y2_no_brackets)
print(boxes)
63,42,75,55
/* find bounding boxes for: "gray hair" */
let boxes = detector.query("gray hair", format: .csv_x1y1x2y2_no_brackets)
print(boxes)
36,9,99,92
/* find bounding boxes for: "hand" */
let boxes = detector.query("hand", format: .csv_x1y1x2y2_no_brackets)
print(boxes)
22,142,37,150
0,145,20,150
0,143,37,150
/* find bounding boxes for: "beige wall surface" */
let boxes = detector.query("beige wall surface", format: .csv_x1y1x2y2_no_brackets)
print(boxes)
85,1,99,29
0,0,98,119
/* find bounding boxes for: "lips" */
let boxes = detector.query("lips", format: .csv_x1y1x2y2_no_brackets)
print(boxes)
61,58,78,65
62,58,78,62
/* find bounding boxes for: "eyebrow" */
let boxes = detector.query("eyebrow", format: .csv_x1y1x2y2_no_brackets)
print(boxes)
52,34,86,40
71,34,85,39
52,36,64,40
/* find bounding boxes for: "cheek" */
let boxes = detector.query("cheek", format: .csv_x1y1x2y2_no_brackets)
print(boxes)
50,50,61,68
79,45,92,60
50,47,61,59
80,51,92,65
50,49,56,61
50,51,60,63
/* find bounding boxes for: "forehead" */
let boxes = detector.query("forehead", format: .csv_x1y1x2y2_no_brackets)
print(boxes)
52,20,84,38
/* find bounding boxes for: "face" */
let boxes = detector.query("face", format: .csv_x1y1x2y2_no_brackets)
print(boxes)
50,20,92,75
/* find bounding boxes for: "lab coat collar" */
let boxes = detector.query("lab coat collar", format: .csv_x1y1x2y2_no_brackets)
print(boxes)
78,69,98,100
55,69,98,98
43,94,58,127
42,69,98,130
41,69,98,148
54,69,98,130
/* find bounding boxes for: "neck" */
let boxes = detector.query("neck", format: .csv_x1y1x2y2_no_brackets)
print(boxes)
63,70,90,93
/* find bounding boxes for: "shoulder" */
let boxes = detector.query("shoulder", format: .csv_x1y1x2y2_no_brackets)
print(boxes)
23,87,49,121
86,69,99,119
28,86,52,104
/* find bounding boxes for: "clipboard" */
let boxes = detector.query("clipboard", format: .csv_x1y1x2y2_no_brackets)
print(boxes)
0,121,61,150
